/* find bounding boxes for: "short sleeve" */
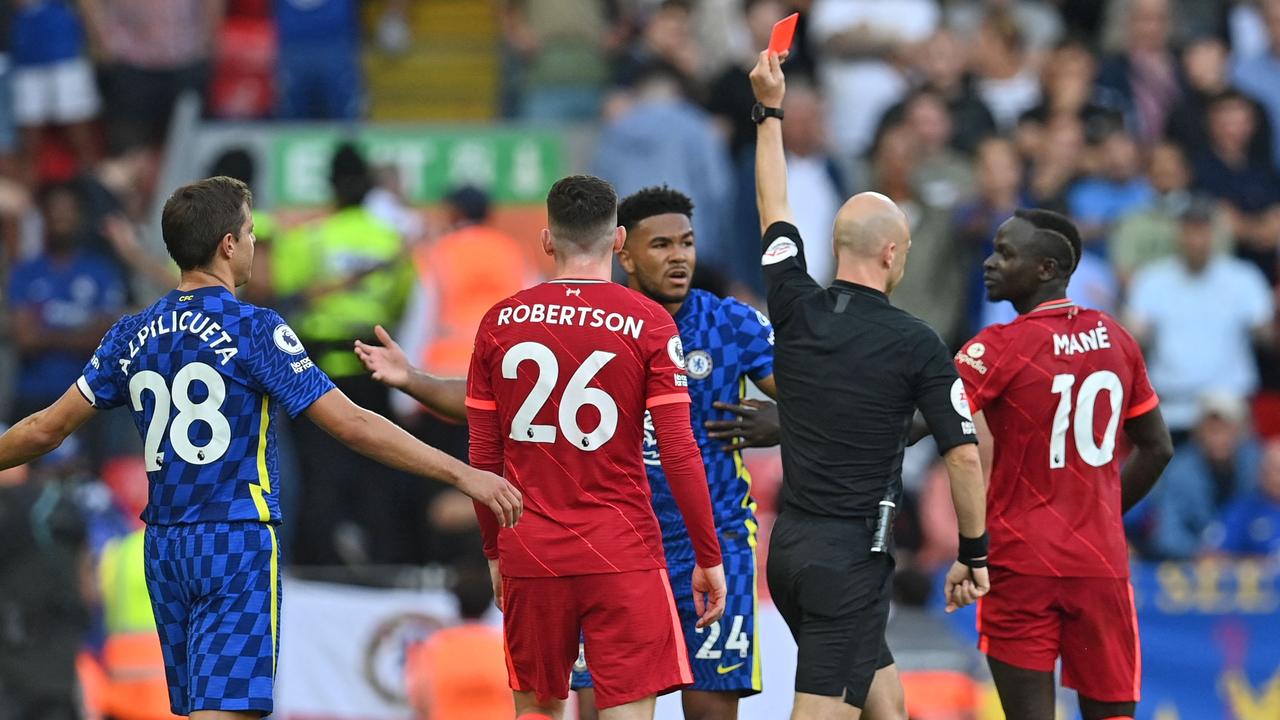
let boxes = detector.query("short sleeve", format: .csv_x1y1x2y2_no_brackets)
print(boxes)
914,329,977,453
762,221,821,325
77,323,128,411
243,309,336,418
644,315,691,409
954,326,1012,415
728,300,775,381
465,315,497,412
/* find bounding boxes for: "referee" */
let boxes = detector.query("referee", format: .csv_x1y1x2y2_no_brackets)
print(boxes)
749,51,991,720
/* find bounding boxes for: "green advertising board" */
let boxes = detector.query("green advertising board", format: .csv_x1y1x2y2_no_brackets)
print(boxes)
271,128,563,206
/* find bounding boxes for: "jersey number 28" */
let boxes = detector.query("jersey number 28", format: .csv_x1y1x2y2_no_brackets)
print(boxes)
503,341,618,451
1049,370,1123,469
129,362,230,471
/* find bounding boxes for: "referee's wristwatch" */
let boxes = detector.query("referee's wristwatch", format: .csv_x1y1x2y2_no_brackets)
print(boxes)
751,102,784,125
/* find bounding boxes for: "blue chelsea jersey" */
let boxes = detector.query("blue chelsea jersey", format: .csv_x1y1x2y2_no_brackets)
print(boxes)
645,289,775,565
77,286,336,526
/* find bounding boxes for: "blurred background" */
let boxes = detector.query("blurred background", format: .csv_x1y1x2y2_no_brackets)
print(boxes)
0,0,1278,718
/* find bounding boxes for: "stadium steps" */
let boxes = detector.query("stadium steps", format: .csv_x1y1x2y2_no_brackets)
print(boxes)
363,0,500,122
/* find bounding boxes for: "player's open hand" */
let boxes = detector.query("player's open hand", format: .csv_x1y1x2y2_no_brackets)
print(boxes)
705,399,780,450
943,561,990,613
691,563,727,628
749,49,788,108
354,325,412,390
458,468,523,528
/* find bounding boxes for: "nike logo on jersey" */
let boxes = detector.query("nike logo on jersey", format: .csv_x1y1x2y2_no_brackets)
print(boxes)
716,662,745,675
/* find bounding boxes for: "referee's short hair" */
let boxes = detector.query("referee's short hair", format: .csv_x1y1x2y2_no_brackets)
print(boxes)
618,185,694,231
547,175,618,252
161,176,253,272
1015,208,1081,278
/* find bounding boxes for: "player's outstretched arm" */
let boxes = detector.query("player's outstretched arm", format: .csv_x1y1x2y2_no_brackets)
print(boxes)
0,385,97,471
304,388,522,527
651,400,726,627
354,325,468,422
941,442,990,613
1120,406,1174,514
750,50,795,232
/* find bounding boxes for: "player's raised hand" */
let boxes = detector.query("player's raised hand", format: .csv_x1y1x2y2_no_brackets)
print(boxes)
705,399,780,450
691,563,727,628
943,561,990,613
354,325,412,390
457,467,523,528
749,49,789,107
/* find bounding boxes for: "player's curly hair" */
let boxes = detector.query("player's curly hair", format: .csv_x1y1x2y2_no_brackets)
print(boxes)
1015,208,1081,277
617,185,695,231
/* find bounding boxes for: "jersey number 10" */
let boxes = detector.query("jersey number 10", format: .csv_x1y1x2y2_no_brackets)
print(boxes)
129,362,231,471
503,341,619,451
1049,370,1124,470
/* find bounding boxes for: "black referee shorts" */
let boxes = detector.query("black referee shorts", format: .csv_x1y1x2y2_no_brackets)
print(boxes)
767,509,895,708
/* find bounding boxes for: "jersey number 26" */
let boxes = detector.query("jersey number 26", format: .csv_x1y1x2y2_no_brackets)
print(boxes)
503,341,618,451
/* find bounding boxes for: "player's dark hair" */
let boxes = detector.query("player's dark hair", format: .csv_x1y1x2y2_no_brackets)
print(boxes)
617,185,694,231
161,176,252,271
546,175,618,252
452,562,494,621
1014,208,1080,277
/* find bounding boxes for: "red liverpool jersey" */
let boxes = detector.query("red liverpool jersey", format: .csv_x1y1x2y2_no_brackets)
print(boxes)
956,300,1159,578
466,278,717,577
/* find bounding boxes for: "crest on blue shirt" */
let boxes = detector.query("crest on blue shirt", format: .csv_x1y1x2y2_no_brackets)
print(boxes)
686,350,713,380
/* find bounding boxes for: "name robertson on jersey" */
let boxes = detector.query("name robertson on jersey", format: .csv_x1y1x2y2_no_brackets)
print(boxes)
123,311,238,372
1053,322,1111,357
497,303,645,340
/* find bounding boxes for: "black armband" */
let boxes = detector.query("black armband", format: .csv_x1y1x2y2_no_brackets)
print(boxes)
958,532,989,568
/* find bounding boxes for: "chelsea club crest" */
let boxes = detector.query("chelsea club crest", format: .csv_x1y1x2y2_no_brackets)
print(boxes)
686,350,713,380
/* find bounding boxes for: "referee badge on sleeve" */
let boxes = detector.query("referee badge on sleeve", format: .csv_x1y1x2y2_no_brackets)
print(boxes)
762,237,799,265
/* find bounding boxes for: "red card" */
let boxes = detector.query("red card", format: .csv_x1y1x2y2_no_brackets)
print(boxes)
768,12,799,55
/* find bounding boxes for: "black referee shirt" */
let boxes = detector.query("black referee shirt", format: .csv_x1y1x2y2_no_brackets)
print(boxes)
761,221,977,519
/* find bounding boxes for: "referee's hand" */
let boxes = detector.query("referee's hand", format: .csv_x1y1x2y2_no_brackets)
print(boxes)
943,561,990,613
692,563,727,628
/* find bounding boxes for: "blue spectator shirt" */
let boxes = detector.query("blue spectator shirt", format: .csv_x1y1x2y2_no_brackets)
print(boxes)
8,251,125,403
643,289,775,565
77,286,336,526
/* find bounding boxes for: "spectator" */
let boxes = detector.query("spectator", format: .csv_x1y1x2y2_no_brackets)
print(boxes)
971,6,1043,130
0,455,91,720
1191,90,1280,282
1148,393,1262,559
706,0,787,160
273,143,420,567
1065,128,1154,254
900,90,975,211
500,0,613,122
614,0,700,91
1111,144,1232,285
81,0,221,151
912,28,997,155
1232,0,1280,171
0,0,13,176
809,0,940,158
781,79,842,286
944,0,1063,54
404,562,510,720
274,0,363,120
1166,34,1272,161
7,183,124,425
1015,37,1125,154
1026,113,1085,211
953,136,1022,336
9,0,101,183
1126,198,1275,436
591,63,732,274
1210,438,1280,557
1095,0,1183,146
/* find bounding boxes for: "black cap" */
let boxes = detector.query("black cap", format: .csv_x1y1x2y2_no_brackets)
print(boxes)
1179,194,1216,223
445,185,490,223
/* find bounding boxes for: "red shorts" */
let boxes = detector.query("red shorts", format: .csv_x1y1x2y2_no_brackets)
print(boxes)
977,568,1140,703
501,568,691,709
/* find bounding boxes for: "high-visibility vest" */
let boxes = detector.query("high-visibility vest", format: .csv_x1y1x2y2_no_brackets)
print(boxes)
404,624,512,720
414,224,531,376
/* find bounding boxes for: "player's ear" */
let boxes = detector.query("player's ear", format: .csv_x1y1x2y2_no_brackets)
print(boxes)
221,231,237,260
540,228,554,257
617,242,636,274
612,226,626,254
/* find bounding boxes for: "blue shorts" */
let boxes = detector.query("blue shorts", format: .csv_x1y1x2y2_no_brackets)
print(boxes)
572,546,761,696
145,522,281,716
